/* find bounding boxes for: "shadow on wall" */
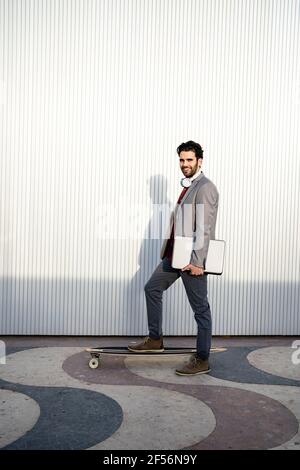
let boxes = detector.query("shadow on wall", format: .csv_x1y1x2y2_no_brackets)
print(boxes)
129,174,173,328
0,174,176,335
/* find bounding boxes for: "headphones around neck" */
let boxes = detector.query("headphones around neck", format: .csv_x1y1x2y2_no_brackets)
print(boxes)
180,178,192,188
180,169,202,188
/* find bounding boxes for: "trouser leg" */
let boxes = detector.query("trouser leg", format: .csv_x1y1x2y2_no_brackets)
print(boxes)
144,257,180,339
180,271,212,360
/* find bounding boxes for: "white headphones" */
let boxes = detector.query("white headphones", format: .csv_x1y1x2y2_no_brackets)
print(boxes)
180,178,192,188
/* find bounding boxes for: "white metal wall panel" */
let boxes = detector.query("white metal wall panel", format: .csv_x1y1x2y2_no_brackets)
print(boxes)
0,0,299,335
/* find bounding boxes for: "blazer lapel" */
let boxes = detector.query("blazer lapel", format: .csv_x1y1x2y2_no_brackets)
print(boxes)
179,172,205,206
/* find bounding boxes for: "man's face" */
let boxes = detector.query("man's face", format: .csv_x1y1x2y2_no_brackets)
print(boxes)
179,151,202,178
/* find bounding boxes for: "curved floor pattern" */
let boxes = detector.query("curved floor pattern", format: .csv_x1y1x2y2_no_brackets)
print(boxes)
209,347,300,386
0,344,299,450
0,383,123,450
247,347,300,381
63,351,299,450
0,390,40,449
89,387,216,450
0,348,216,450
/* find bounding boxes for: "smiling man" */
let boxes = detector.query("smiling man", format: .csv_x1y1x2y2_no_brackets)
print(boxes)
128,141,219,375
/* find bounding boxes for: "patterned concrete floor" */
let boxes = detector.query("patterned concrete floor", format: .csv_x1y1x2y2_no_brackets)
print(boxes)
0,336,299,450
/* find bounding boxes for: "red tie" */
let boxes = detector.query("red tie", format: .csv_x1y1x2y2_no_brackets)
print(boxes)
177,186,189,204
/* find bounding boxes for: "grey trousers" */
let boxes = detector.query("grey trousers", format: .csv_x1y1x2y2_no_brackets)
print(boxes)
144,257,212,360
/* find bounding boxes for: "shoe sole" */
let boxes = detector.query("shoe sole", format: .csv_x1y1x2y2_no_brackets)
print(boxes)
127,347,165,353
175,368,211,376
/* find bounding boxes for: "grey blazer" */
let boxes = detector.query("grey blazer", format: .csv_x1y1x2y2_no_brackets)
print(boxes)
160,172,219,268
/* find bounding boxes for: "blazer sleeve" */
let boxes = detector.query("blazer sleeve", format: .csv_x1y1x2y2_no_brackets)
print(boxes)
190,182,219,268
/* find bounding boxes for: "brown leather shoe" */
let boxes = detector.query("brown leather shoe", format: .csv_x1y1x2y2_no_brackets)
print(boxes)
175,354,210,375
128,336,164,353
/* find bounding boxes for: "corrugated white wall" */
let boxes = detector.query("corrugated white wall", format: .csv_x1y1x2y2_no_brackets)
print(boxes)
0,0,299,335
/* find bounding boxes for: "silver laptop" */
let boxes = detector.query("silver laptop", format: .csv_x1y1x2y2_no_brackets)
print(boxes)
172,238,225,275
204,239,226,275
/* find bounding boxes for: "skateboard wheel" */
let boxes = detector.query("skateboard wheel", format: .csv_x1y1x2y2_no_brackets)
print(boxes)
89,358,99,369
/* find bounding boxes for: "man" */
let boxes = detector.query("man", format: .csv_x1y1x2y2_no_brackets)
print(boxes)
128,141,219,375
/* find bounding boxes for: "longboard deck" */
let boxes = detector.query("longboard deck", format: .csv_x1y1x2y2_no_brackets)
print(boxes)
86,346,226,354
86,345,227,368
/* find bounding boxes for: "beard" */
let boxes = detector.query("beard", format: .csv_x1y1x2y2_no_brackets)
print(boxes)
182,164,199,177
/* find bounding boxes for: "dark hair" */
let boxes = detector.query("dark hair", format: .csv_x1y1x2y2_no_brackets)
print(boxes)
176,140,203,160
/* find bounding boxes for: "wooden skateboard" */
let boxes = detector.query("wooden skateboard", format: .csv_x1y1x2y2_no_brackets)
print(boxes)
86,345,227,369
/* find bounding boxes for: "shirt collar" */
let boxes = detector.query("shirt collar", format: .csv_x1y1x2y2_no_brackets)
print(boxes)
189,168,203,183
